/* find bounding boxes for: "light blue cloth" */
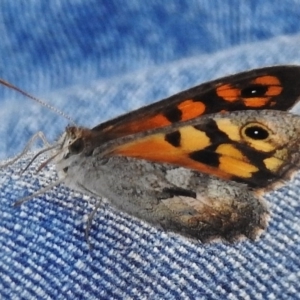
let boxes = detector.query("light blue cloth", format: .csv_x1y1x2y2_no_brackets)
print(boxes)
1,1,300,299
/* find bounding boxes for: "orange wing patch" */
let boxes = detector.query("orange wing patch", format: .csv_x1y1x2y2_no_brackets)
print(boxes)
103,100,207,137
111,130,233,180
216,75,283,108
177,100,206,121
216,84,240,102
106,113,172,136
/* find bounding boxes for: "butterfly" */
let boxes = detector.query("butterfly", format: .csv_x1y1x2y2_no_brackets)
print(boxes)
4,65,300,243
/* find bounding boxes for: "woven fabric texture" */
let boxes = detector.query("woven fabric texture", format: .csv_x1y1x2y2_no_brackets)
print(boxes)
1,1,300,299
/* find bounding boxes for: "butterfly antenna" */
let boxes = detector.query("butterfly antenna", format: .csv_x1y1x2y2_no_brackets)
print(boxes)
0,78,76,125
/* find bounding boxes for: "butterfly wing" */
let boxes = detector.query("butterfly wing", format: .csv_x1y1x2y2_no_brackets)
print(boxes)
108,110,300,190
93,66,300,140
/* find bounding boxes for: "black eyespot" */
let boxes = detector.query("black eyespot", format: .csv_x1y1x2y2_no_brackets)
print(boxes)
244,126,269,140
241,85,268,98
69,138,84,154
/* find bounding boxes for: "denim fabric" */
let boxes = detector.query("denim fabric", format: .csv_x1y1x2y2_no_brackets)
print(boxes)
1,1,300,299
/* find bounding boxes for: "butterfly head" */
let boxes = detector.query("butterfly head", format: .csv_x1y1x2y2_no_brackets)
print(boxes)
53,126,96,176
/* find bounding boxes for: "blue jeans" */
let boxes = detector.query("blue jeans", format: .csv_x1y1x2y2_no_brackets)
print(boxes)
1,1,300,299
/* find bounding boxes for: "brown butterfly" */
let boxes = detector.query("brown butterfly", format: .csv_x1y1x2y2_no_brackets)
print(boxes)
4,65,300,243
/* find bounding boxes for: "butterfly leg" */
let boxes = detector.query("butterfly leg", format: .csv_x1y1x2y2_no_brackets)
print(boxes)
0,131,51,169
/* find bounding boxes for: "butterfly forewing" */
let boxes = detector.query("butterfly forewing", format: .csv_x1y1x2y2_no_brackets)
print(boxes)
109,110,300,189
